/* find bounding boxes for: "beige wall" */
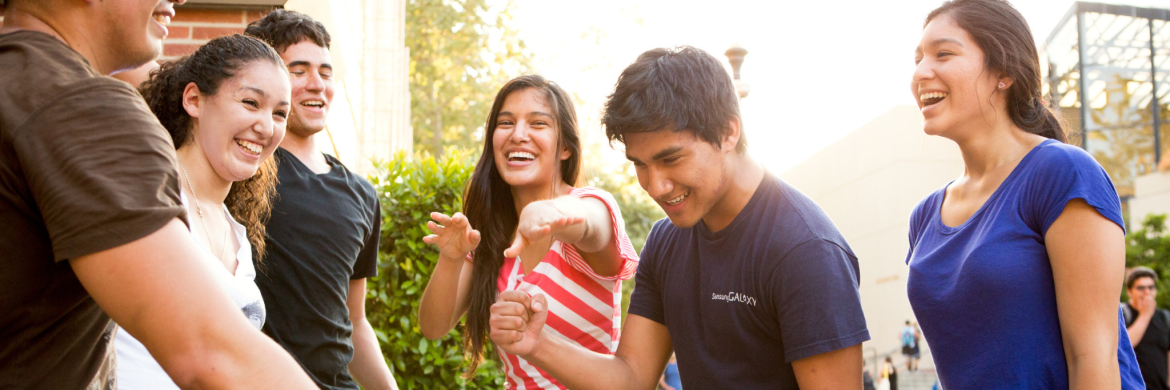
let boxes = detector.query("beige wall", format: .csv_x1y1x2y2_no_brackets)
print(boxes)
779,105,964,369
285,0,411,175
1131,171,1170,227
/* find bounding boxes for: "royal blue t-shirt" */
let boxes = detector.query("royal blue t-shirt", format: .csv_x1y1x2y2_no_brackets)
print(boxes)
906,140,1143,389
629,173,870,389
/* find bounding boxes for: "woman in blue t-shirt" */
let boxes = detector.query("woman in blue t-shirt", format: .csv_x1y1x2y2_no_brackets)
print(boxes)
906,0,1143,389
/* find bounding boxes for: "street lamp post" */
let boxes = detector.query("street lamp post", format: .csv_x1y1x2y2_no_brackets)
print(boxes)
725,44,750,99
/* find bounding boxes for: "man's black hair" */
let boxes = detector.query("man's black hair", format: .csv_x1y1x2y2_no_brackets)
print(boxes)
244,9,330,53
602,46,745,152
1127,266,1159,289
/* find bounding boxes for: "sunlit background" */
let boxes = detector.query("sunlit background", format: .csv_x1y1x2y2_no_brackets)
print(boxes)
512,0,1167,172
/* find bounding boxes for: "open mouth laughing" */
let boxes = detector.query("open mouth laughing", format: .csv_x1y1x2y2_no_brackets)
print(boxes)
236,139,264,156
507,151,535,162
919,91,948,108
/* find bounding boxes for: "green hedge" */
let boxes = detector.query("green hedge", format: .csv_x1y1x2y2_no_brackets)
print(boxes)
1124,213,1170,309
366,150,505,389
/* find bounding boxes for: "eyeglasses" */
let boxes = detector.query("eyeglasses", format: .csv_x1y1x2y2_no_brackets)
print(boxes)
1134,285,1157,292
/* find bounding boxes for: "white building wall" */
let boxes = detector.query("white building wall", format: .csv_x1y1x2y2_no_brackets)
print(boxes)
1131,171,1170,227
779,105,965,370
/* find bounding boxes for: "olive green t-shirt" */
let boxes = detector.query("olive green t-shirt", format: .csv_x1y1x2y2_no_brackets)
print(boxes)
0,31,185,389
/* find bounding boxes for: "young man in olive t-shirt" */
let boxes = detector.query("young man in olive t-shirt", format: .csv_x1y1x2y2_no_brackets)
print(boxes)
245,10,398,390
0,1,313,388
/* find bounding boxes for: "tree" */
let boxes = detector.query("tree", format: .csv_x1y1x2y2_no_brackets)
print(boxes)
407,0,532,157
1124,214,1170,309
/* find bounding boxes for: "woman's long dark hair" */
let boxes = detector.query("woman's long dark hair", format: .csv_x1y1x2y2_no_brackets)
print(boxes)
462,75,581,375
139,34,287,262
926,0,1067,142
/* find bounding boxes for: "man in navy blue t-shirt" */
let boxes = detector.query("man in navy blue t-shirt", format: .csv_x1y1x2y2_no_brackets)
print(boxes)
488,46,870,389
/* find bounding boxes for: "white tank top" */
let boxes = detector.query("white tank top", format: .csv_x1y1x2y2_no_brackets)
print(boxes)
113,194,266,389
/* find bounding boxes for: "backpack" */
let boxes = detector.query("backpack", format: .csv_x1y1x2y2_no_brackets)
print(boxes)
1120,302,1170,328
900,328,914,348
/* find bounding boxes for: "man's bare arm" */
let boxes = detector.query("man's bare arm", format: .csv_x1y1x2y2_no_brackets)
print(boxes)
491,291,673,389
791,344,863,389
71,219,315,389
348,278,399,390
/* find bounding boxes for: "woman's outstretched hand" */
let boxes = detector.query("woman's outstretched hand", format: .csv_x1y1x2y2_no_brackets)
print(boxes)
423,212,481,262
503,200,585,258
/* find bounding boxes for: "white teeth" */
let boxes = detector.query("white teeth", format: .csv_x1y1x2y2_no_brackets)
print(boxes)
302,100,324,107
508,151,535,160
154,14,171,26
665,192,687,206
919,92,948,102
236,139,263,155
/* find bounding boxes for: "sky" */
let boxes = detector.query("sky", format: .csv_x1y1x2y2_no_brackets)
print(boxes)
507,0,1168,173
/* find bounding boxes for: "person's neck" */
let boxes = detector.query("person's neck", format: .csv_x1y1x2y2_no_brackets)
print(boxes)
701,153,766,232
1,8,120,75
281,129,330,173
951,117,1045,180
511,179,571,214
176,145,232,207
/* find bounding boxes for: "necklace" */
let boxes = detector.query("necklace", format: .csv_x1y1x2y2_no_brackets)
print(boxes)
178,160,231,264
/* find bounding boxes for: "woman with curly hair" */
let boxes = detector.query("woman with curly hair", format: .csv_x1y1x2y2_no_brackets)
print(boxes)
114,34,290,389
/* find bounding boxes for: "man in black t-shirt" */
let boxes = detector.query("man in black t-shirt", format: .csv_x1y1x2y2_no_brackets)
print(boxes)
0,1,313,389
488,46,869,388
246,11,398,390
1124,266,1170,390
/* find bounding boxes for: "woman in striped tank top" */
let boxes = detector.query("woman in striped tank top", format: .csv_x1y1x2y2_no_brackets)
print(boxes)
418,75,639,389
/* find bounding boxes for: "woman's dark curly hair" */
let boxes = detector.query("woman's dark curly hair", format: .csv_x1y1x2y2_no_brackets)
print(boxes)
139,34,287,262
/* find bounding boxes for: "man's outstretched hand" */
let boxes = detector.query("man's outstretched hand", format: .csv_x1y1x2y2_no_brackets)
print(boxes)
490,290,549,356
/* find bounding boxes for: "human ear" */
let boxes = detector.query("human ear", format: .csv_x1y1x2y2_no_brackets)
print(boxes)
722,118,742,152
181,82,202,118
996,75,1014,91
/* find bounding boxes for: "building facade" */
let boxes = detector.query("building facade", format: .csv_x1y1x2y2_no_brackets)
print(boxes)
1043,2,1170,224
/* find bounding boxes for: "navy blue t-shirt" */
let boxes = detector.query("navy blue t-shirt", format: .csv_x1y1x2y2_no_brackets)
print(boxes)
906,140,1143,389
629,173,870,389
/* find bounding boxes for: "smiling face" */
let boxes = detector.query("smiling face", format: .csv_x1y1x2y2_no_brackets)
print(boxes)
624,128,736,229
96,0,180,73
278,40,334,138
912,14,1007,140
184,62,291,182
491,88,570,191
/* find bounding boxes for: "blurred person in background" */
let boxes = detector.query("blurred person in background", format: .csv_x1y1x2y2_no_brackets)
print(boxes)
1123,266,1170,390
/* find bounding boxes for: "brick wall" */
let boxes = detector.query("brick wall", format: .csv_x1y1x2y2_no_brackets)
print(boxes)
164,7,275,60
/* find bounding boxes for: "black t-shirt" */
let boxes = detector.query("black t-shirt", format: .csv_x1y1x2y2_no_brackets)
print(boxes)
629,173,870,389
257,149,380,390
1127,304,1170,390
0,31,184,389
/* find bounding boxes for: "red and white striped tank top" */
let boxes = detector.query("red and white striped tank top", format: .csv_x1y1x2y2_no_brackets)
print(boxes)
487,187,639,389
